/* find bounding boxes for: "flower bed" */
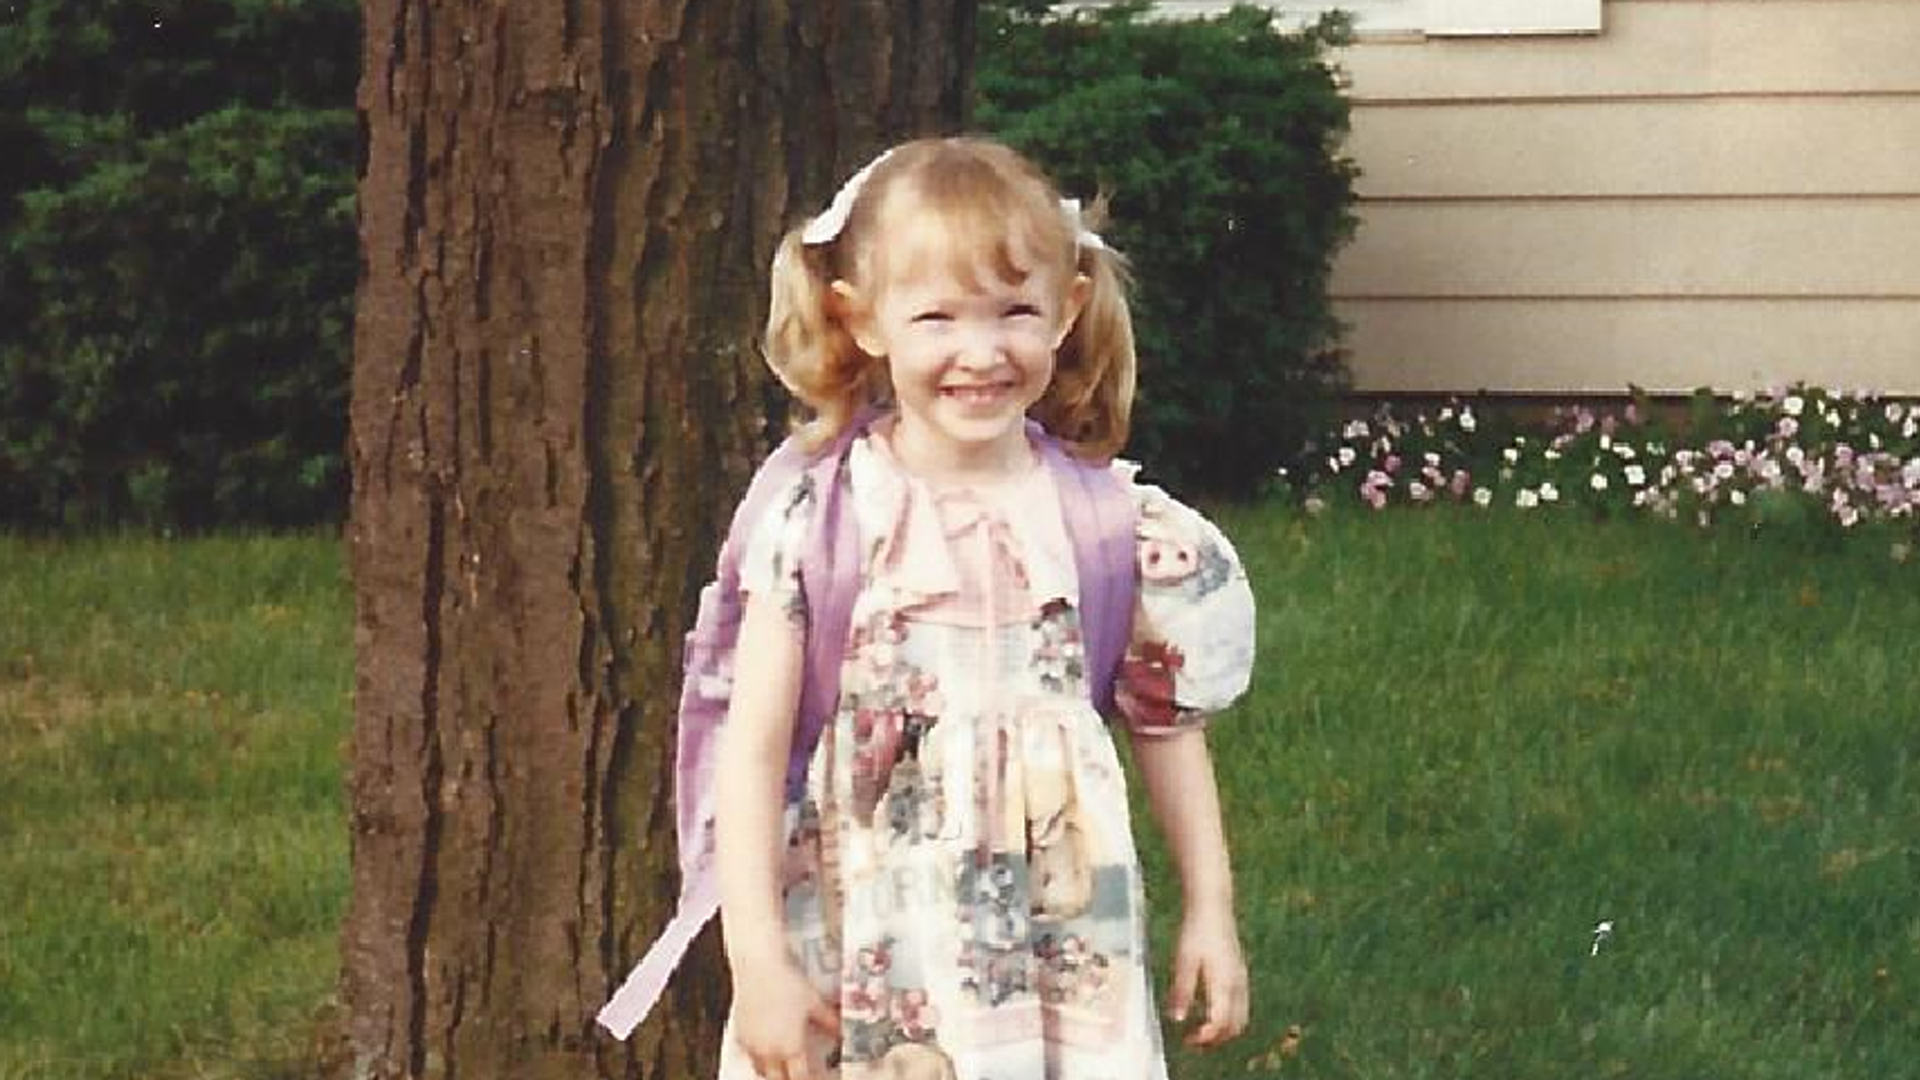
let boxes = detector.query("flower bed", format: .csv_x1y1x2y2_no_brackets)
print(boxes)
1288,386,1920,541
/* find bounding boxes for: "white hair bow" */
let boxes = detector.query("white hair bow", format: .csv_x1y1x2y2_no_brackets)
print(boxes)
800,148,1109,252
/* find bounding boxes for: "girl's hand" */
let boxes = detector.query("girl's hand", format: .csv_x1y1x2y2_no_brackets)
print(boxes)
732,958,840,1080
1166,909,1250,1049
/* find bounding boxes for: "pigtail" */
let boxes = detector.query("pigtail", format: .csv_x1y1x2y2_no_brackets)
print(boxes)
1036,240,1137,462
763,227,877,450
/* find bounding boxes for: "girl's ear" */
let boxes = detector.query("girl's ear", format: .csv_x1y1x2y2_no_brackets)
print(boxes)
1052,273,1093,350
831,279,885,358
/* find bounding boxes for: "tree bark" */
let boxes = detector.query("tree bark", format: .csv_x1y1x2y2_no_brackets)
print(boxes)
343,3,973,1077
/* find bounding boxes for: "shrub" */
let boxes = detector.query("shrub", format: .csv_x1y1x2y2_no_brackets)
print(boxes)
0,0,360,528
0,106,356,527
976,0,1359,497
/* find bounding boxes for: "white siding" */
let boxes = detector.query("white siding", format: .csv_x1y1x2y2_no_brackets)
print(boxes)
1331,0,1920,394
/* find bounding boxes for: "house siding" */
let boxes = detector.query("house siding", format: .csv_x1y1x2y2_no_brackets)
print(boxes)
1330,0,1920,394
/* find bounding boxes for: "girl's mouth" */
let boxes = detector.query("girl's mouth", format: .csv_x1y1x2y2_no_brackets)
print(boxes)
940,382,1015,405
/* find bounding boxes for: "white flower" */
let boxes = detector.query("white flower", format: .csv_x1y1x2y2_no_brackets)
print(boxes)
1304,495,1327,515
1343,420,1370,440
1473,487,1493,507
1599,434,1612,451
1337,446,1357,467
1625,464,1646,486
1424,452,1442,468
1516,489,1541,509
1888,403,1907,424
1838,505,1862,528
1729,489,1748,507
1459,409,1478,433
1545,448,1563,462
1439,406,1455,423
1786,445,1807,468
1824,408,1843,426
1503,447,1520,464
1614,443,1637,460
1408,480,1432,502
1783,395,1805,417
1590,473,1609,492
1906,416,1919,439
1539,482,1561,503
1713,462,1736,480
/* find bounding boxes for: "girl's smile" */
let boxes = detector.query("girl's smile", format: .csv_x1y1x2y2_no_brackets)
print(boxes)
939,380,1018,406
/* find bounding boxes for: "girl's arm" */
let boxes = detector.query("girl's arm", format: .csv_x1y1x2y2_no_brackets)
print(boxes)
713,590,838,1080
713,588,804,968
1130,727,1250,1048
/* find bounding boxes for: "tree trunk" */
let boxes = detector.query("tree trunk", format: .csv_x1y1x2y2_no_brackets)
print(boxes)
343,3,973,1077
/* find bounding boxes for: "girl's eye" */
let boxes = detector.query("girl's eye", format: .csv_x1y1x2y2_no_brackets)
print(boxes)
1005,304,1042,319
911,311,952,324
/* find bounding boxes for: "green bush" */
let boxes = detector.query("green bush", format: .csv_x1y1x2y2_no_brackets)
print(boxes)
976,0,1359,497
0,0,359,528
1,107,356,527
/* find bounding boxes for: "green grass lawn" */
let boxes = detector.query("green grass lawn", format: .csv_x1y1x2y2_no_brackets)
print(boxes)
2,513,1915,1079
1157,508,1919,1080
0,534,350,1080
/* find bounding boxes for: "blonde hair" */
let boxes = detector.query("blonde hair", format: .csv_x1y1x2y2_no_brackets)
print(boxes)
764,137,1137,460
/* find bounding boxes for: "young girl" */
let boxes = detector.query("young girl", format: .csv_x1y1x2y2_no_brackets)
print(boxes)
714,137,1256,1080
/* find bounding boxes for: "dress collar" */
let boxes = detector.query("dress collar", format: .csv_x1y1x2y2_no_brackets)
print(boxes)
848,417,1079,611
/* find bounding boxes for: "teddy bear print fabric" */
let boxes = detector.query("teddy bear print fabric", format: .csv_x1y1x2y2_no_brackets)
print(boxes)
714,424,1254,1080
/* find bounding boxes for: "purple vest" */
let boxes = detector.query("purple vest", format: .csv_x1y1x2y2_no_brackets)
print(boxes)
597,415,1138,1039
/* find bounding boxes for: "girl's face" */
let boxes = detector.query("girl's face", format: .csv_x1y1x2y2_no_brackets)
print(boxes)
836,188,1087,479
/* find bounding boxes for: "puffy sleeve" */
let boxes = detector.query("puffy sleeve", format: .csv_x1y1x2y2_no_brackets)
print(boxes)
1114,477,1257,736
737,471,819,631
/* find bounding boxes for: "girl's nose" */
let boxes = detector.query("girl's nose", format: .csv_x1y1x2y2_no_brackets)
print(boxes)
952,324,1006,368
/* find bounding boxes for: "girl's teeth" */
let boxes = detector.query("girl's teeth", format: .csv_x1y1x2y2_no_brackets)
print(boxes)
948,386,1006,401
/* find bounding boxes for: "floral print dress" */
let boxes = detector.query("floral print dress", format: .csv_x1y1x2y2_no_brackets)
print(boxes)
716,421,1256,1080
